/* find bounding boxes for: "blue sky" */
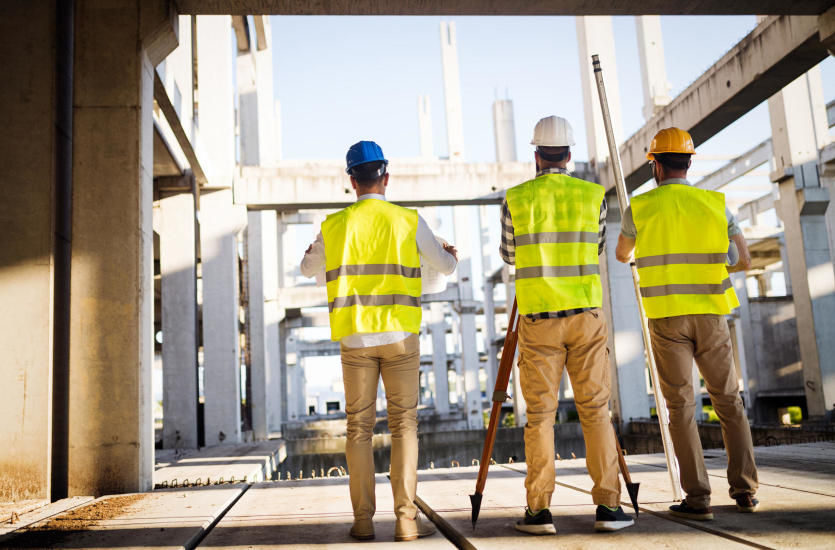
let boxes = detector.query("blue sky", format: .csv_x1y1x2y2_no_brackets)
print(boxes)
271,15,833,165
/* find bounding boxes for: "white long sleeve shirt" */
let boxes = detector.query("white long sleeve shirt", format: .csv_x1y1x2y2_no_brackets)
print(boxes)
300,194,457,348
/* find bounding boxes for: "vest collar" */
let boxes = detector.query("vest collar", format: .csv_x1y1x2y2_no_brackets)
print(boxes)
536,166,569,177
658,178,691,187
357,193,386,201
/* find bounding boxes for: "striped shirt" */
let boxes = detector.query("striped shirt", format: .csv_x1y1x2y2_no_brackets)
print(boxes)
499,166,607,320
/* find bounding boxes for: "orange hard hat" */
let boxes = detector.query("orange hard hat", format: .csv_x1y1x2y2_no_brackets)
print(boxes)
646,127,695,160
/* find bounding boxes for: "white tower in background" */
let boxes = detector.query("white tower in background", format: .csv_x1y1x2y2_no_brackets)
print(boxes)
492,98,518,162
636,16,672,120
440,21,465,161
417,94,434,159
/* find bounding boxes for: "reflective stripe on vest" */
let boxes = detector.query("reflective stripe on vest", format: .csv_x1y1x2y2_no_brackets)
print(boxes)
321,199,422,341
506,173,605,315
632,183,739,319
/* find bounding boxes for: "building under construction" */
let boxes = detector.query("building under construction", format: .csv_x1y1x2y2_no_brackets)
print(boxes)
2,1,835,548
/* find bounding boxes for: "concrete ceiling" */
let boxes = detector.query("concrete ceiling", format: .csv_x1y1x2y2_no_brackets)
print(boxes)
177,1,835,16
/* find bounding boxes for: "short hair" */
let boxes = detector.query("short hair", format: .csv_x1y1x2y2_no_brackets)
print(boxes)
654,153,691,171
536,146,570,163
350,161,387,185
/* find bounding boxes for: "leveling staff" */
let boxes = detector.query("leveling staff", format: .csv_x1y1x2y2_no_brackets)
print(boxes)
616,127,759,520
301,140,457,542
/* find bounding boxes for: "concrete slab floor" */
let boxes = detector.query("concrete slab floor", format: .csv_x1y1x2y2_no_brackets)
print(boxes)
1,442,831,549
0,485,245,549
200,474,454,548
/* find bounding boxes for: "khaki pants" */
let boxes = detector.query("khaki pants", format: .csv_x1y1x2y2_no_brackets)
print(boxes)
649,314,758,508
517,309,621,510
341,334,419,521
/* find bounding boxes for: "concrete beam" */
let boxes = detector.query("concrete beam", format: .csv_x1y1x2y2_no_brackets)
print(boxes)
236,161,534,210
177,1,835,16
696,140,772,192
154,71,208,185
615,15,831,193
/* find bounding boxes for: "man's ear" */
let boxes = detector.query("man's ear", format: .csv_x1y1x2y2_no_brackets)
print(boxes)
567,151,572,163
687,159,692,169
350,176,358,191
383,173,389,188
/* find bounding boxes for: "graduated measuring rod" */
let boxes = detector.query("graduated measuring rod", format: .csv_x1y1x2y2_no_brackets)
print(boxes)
470,298,519,529
592,54,683,501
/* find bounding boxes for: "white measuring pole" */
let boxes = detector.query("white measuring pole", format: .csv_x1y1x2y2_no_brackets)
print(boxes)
592,54,682,500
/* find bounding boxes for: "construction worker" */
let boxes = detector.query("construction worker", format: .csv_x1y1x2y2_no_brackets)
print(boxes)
501,116,634,535
300,140,457,542
615,127,759,520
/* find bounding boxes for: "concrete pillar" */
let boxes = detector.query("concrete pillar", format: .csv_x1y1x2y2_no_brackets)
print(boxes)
440,21,465,161
0,0,74,501
454,206,484,428
246,211,282,440
492,99,518,162
68,0,177,495
159,188,199,449
576,16,624,166
418,95,434,159
479,205,499,395
278,320,290,424
429,303,450,414
731,272,755,418
196,15,235,186
602,206,651,422
769,68,835,418
635,16,672,121
237,17,277,168
200,190,247,445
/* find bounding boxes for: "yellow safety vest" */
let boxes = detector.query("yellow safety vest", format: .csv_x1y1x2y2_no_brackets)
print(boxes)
321,199,422,341
632,183,739,318
506,173,605,315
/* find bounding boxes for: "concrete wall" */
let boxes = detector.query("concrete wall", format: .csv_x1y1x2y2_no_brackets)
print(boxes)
0,1,61,501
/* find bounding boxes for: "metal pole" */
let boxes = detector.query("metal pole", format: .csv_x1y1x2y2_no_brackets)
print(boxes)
591,54,682,500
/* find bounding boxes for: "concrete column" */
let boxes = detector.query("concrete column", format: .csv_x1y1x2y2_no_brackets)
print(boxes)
454,206,484,428
769,68,835,418
200,190,247,445
68,0,177,495
576,16,624,166
418,95,434,159
246,211,282,440
0,0,73,501
237,17,277,168
635,16,672,121
278,320,290,424
440,21,465,161
492,99,518,162
731,272,756,418
479,205,499,395
196,15,235,186
429,303,450,414
159,189,199,449
603,206,651,422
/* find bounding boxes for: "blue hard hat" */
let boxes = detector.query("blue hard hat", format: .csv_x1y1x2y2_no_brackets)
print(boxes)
346,141,388,174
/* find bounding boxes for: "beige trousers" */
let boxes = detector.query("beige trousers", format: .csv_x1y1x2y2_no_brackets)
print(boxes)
341,334,419,521
649,314,758,508
517,309,621,510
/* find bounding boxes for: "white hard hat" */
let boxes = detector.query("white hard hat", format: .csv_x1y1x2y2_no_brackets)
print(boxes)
530,116,575,147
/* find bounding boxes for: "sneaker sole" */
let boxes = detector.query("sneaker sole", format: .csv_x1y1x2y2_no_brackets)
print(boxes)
669,509,714,521
350,533,375,541
395,529,436,541
594,519,635,531
514,523,557,535
736,505,758,513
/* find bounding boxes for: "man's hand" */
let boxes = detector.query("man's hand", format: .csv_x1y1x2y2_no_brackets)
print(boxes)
442,243,458,261
305,244,313,255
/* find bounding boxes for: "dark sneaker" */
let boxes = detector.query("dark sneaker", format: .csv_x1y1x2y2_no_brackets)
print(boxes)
669,501,714,521
514,508,556,535
735,494,759,513
594,505,635,531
